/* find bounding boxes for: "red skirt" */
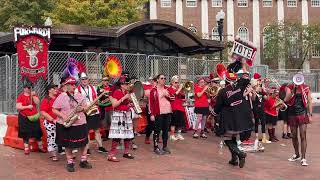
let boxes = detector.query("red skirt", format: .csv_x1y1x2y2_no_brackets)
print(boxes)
288,114,309,127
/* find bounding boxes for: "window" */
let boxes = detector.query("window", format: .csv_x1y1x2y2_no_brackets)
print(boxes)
238,26,249,40
312,42,320,58
212,27,220,41
288,32,299,58
188,25,198,34
161,0,171,8
311,0,320,7
186,0,197,7
237,0,248,7
212,0,222,7
287,0,297,7
262,0,272,7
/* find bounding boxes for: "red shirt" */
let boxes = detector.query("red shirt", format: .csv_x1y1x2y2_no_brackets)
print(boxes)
167,86,185,112
112,89,130,111
40,96,58,123
104,85,113,112
194,85,209,107
16,93,38,116
264,96,277,116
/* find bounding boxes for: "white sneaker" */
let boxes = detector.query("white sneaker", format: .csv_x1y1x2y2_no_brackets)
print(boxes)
72,149,78,153
176,134,185,140
131,143,138,150
253,139,259,150
301,159,309,166
288,154,301,162
170,135,178,141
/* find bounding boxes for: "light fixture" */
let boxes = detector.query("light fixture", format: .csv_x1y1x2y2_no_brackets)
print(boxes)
215,9,225,22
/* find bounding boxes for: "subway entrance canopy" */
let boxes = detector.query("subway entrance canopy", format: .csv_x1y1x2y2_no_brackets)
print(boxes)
0,20,223,56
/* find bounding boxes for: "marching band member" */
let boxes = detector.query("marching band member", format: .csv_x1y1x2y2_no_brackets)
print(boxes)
76,72,108,154
214,69,253,168
264,88,280,142
16,80,45,155
251,79,270,144
150,74,173,155
107,76,135,162
40,83,59,161
285,74,312,166
167,75,185,141
193,77,209,139
53,77,92,172
144,77,157,144
278,83,291,139
97,75,112,141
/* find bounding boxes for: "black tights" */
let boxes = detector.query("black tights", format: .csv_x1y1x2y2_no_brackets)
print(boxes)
290,124,307,159
254,117,266,133
153,114,171,149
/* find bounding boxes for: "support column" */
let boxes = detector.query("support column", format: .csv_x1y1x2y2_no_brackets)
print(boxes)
277,0,285,71
227,0,234,41
252,0,260,65
302,0,310,72
150,0,157,20
201,0,209,39
176,0,183,25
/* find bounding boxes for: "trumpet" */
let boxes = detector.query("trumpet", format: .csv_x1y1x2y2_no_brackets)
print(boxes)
182,81,194,93
275,98,288,111
207,85,221,97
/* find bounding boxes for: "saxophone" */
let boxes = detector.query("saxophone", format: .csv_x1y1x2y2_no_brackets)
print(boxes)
86,91,108,116
63,99,85,128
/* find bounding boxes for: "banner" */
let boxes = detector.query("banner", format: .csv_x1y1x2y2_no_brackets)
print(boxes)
14,27,51,83
230,37,257,67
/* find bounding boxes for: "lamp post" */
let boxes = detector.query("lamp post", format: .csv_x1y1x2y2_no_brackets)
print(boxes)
216,9,225,61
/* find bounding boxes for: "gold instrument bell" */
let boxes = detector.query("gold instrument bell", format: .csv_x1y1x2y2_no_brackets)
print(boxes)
207,86,221,97
182,81,194,93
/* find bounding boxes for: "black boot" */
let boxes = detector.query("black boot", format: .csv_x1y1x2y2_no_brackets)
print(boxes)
224,140,239,166
230,140,246,168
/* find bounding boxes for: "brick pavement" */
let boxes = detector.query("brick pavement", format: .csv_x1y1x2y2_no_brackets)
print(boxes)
0,115,319,180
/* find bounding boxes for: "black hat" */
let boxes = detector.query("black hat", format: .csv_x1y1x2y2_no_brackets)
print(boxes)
122,71,130,76
46,83,58,92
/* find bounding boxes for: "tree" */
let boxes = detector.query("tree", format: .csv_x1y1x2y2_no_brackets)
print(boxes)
263,21,320,69
45,0,147,28
0,0,55,31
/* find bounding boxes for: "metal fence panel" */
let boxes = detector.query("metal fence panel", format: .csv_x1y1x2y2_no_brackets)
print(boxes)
0,55,11,113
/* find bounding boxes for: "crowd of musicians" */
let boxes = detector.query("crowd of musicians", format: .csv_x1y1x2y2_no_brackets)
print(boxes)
15,61,313,172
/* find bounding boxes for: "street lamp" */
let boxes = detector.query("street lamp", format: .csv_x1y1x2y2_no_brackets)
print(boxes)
216,9,225,61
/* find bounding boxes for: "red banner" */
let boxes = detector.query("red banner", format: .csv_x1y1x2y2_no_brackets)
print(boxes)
16,35,49,83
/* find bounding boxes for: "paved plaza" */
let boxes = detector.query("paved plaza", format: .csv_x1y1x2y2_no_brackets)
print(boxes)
0,115,319,180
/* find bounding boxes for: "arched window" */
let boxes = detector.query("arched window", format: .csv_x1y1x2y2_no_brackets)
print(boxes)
238,26,249,40
211,27,220,41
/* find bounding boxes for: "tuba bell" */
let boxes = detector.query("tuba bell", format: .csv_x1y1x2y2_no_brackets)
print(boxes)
182,81,194,93
207,86,221,97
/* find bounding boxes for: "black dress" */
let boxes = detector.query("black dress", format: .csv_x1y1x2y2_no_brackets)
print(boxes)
214,79,253,134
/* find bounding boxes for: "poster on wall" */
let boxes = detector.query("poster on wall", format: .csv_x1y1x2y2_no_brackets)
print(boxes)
230,36,257,67
13,26,51,83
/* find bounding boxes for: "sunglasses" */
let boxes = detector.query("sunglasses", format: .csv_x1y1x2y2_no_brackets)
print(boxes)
160,77,166,80
81,78,88,80
173,82,179,84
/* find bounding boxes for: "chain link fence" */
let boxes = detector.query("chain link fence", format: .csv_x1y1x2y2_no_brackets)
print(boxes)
1,51,320,114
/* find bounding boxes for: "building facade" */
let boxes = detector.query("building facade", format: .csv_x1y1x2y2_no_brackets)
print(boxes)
148,0,320,69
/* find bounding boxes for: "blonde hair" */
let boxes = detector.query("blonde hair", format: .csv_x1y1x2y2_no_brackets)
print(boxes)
171,75,179,83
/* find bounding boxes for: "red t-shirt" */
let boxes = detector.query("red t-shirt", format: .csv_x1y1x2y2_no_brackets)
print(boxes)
40,96,58,122
104,85,113,112
264,96,277,116
16,93,38,116
167,86,185,112
112,89,130,111
194,85,209,107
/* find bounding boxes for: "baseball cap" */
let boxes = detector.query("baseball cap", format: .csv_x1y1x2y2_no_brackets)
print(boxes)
79,72,88,79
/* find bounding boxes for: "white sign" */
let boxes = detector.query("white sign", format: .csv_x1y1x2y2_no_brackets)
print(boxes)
14,27,51,42
232,41,255,60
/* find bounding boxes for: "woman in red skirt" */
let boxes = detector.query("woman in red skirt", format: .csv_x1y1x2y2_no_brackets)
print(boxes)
284,75,312,166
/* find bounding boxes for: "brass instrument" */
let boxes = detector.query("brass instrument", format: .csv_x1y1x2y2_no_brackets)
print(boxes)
275,98,288,111
207,85,221,97
127,81,144,114
63,99,85,128
182,81,194,93
182,81,194,106
86,91,108,116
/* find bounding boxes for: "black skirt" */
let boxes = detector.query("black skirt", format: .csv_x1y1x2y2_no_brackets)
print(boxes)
266,114,278,126
220,106,253,134
18,114,42,140
194,107,209,115
278,109,288,122
56,123,88,149
86,114,101,130
171,110,185,128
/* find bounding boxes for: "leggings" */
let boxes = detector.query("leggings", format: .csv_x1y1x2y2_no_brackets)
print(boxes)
145,111,154,138
254,116,266,133
153,113,171,149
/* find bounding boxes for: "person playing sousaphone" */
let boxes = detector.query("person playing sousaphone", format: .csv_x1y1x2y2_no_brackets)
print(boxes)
53,77,92,172
16,80,45,155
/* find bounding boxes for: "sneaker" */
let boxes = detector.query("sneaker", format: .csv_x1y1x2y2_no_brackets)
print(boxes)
72,149,78,153
170,135,178,141
193,133,199,139
79,161,92,169
24,148,30,155
131,143,138,150
145,137,151,144
282,133,289,139
87,149,91,155
52,156,59,161
98,147,108,154
242,140,254,145
154,148,165,155
59,149,66,155
66,163,75,172
123,153,134,159
287,133,292,138
262,138,272,144
200,133,207,139
162,147,171,154
288,154,301,162
301,159,308,166
176,134,185,140
237,140,242,146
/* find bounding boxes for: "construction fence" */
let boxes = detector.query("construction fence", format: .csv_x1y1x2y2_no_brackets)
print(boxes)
0,51,319,113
